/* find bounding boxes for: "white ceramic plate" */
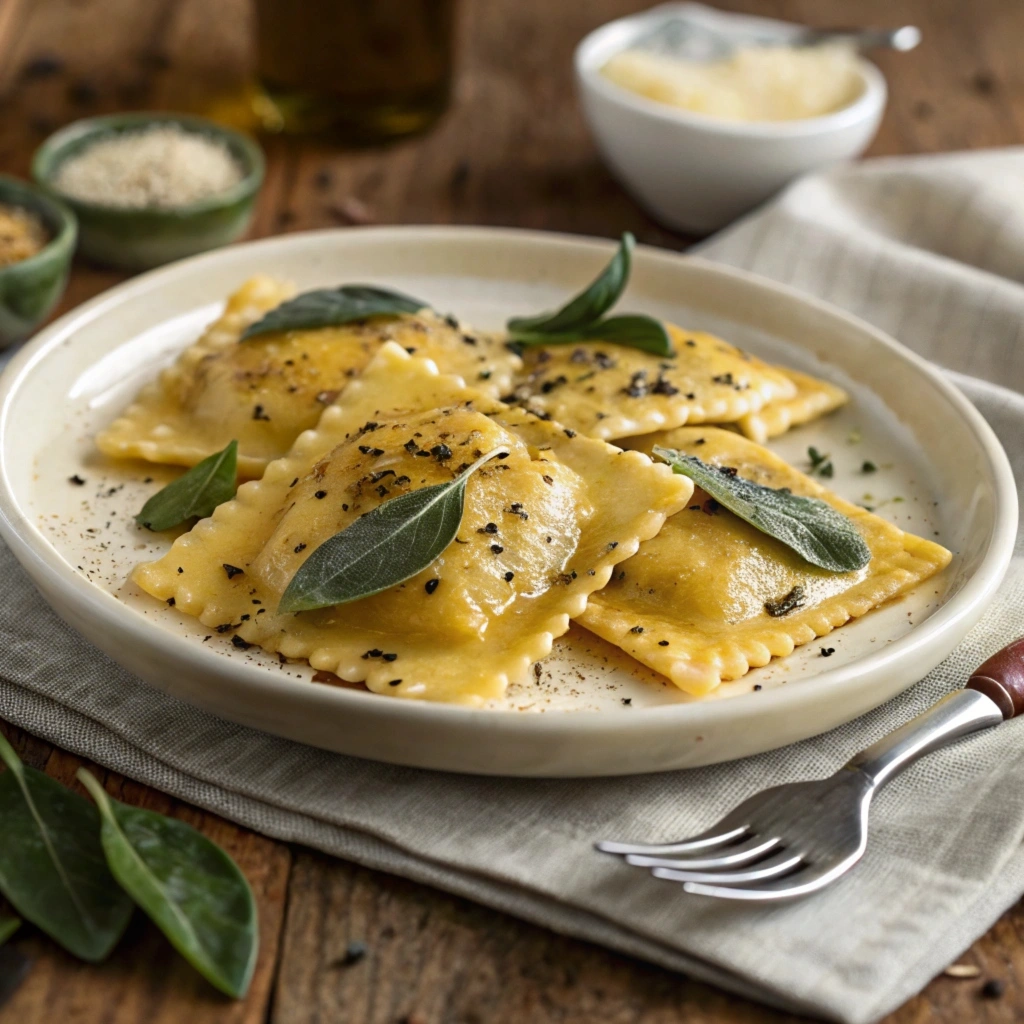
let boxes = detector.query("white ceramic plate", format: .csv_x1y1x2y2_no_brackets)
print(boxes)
0,228,1015,776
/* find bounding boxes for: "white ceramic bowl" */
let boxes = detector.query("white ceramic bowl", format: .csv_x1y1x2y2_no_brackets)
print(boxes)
575,3,887,233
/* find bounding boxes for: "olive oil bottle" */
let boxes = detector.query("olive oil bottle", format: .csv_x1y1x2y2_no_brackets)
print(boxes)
253,0,457,142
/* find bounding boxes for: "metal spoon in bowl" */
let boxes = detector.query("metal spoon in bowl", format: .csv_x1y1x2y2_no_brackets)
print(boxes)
633,21,921,62
793,25,921,52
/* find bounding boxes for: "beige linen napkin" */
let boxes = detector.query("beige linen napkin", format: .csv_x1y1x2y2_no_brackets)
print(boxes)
3,148,1024,1023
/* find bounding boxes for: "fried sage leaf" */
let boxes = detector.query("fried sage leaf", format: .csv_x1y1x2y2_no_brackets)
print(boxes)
242,285,427,340
508,314,673,357
0,734,132,962
508,232,634,335
0,916,20,946
135,440,238,531
76,770,257,999
280,446,508,613
654,448,872,573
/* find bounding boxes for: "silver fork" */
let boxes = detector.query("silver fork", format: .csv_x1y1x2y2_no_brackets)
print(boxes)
597,638,1024,901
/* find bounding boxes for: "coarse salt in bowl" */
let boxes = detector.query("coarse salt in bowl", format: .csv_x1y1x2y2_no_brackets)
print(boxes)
51,124,245,211
33,112,265,271
575,3,887,233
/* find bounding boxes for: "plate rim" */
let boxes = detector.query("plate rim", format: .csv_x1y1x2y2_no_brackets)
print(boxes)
0,225,1016,745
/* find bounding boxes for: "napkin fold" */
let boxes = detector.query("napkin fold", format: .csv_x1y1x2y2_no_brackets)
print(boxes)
3,148,1024,1023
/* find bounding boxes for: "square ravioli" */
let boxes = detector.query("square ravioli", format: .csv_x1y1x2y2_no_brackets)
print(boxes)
736,368,848,444
132,343,692,705
507,325,796,440
97,276,522,479
577,426,951,695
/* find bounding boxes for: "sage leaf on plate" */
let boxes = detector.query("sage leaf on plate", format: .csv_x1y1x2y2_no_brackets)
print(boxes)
135,440,238,531
0,917,20,947
653,447,872,573
508,232,634,335
280,446,508,613
508,314,673,357
242,285,428,340
506,234,674,357
0,734,132,962
76,769,258,999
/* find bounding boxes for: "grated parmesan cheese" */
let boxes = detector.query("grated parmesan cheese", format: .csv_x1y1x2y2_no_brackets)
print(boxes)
52,125,244,210
602,45,863,123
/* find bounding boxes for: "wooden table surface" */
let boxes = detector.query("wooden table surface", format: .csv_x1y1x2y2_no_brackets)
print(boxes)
0,0,1022,1020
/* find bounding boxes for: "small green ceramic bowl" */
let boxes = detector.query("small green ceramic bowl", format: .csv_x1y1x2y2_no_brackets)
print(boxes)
0,175,76,348
32,112,264,272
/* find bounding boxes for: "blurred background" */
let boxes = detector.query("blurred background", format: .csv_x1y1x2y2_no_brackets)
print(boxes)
0,0,1020,301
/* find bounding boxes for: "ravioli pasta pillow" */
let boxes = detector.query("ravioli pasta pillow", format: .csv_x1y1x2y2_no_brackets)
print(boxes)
736,367,848,444
508,325,796,440
96,276,522,479
577,426,951,696
132,343,692,705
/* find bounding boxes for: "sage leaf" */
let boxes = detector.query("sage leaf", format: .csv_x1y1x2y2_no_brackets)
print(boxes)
0,917,20,946
135,440,238,531
654,448,872,573
76,769,257,999
508,314,673,357
280,446,508,613
508,232,634,335
242,285,427,340
506,234,673,356
0,734,132,962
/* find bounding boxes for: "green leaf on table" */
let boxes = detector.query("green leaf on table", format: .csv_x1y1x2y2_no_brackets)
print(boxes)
241,285,428,340
653,448,873,573
508,314,673,357
135,440,238,531
76,769,257,1000
0,916,20,947
507,232,634,335
0,734,132,962
280,446,509,613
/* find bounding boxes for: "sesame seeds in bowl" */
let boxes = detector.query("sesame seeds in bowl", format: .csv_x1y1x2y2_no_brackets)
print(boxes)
51,123,245,211
33,112,265,270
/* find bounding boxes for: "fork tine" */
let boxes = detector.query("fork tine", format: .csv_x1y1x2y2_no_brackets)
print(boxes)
650,850,803,886
681,860,853,902
595,824,748,857
624,834,780,871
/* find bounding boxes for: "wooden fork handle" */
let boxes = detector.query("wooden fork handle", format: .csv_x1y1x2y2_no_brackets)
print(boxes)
966,637,1024,720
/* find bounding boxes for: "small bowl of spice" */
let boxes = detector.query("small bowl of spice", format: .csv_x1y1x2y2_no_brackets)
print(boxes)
0,175,76,347
33,112,264,271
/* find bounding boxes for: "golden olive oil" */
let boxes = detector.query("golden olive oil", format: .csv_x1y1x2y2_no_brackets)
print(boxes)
253,0,457,141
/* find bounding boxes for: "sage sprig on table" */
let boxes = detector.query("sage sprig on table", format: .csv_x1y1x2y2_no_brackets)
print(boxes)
135,440,238,531
0,916,19,946
653,448,872,573
76,769,258,999
0,737,257,997
241,285,428,340
280,446,509,612
0,732,132,962
506,233,674,357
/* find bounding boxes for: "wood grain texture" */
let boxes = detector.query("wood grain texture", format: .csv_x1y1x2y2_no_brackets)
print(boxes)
0,0,1023,1021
